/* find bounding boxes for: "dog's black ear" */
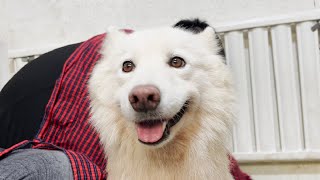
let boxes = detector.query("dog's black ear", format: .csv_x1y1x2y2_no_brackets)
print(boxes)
173,19,226,60
173,18,209,34
215,35,225,59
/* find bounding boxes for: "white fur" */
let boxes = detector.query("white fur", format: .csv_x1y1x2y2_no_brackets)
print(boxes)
88,25,235,180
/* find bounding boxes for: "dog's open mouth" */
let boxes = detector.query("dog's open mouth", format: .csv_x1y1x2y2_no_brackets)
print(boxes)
135,101,189,145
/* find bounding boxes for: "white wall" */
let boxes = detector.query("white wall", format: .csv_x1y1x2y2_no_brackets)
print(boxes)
0,0,7,42
0,42,8,89
7,0,317,51
0,0,8,88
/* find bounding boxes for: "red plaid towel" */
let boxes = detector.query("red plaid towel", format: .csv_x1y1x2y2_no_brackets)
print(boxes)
0,33,250,180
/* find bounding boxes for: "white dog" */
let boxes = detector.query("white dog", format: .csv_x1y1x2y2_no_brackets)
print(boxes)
88,19,235,180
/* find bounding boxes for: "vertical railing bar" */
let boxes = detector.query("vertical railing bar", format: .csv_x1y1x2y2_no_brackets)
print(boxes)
225,31,256,153
296,21,320,150
244,30,258,153
248,27,280,152
271,24,304,151
292,23,307,150
268,28,282,152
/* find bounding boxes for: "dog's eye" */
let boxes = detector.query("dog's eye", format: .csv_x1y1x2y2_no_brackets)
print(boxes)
122,61,135,72
169,57,186,68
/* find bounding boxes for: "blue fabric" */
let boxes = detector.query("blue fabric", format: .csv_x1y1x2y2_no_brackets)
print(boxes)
0,149,73,180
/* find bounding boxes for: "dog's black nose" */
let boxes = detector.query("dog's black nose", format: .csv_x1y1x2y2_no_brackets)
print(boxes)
129,85,160,112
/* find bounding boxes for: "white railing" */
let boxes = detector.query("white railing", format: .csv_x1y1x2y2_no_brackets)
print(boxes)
215,9,320,163
8,44,67,74
3,9,320,164
0,44,66,89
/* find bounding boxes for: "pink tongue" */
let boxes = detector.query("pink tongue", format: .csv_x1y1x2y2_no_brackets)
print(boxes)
136,122,164,143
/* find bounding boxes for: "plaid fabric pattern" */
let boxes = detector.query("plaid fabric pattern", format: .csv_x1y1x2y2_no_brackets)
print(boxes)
33,34,107,180
0,32,250,180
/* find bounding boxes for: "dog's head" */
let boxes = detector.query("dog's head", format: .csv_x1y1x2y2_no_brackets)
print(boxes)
89,19,234,149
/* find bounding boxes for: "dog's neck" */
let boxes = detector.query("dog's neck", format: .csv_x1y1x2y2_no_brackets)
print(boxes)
105,115,233,180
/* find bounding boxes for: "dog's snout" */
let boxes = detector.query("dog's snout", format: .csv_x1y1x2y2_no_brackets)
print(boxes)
129,85,160,112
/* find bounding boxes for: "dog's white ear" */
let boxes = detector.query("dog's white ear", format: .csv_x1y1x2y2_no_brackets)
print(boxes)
107,26,118,34
106,26,127,41
198,26,216,41
197,26,219,51
104,26,128,51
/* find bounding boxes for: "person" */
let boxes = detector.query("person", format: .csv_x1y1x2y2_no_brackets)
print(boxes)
0,43,80,179
0,34,109,179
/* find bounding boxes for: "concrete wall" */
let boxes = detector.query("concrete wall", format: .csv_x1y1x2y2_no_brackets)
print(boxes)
0,0,8,88
7,0,317,51
242,162,320,180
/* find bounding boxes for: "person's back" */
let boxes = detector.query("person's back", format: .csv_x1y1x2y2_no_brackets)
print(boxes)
0,43,80,148
0,43,79,179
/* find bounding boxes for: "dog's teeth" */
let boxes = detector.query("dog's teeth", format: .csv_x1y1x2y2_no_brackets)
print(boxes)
162,121,167,129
